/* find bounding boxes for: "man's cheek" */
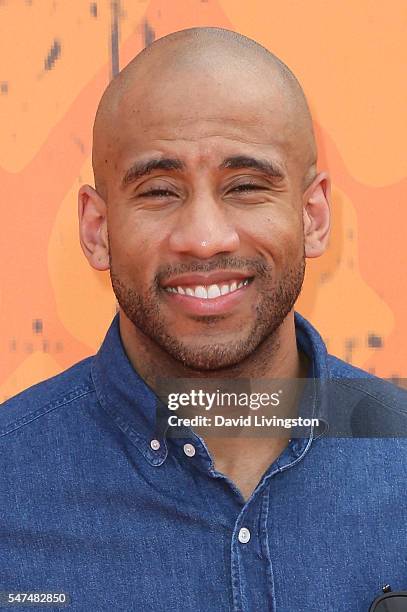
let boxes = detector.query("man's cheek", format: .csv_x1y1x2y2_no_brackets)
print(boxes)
258,223,302,261
111,234,149,265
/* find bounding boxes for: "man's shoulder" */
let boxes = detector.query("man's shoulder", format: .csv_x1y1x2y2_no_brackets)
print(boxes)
325,354,407,435
0,356,96,438
327,354,405,403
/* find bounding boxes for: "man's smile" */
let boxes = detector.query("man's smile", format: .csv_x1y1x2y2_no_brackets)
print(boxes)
161,276,255,316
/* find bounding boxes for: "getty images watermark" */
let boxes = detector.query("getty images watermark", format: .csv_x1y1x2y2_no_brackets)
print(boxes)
164,387,320,431
155,377,407,438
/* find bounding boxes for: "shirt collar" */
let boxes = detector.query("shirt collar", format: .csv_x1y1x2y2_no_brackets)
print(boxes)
91,311,330,465
294,311,330,439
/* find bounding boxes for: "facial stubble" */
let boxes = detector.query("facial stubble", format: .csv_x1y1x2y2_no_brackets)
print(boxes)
108,249,306,372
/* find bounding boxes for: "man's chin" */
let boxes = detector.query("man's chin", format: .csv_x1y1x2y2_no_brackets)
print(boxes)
158,336,260,372
171,354,246,372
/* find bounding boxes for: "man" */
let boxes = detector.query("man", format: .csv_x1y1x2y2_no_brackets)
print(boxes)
1,27,406,612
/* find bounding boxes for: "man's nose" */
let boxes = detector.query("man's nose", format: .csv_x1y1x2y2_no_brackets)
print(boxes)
168,192,240,258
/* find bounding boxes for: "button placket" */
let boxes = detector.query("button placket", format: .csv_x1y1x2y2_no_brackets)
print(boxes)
231,490,276,611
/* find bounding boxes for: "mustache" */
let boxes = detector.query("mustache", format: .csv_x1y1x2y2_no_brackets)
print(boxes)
155,256,270,286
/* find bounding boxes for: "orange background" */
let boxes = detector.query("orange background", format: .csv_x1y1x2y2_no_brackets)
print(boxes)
1,0,406,402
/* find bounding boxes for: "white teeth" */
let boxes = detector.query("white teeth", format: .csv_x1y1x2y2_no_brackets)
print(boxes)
207,284,221,298
194,286,207,299
165,278,250,299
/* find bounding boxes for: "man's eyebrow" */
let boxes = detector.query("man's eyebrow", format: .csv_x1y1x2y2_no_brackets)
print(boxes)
121,158,186,188
219,155,285,180
121,154,285,189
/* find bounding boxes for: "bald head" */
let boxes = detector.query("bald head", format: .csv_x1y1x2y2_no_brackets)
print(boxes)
92,27,317,201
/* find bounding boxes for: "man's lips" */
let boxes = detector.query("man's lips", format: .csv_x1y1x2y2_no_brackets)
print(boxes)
160,271,253,288
161,276,255,316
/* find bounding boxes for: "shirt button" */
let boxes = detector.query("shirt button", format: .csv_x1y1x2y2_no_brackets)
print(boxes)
183,443,196,457
150,439,161,451
238,527,251,544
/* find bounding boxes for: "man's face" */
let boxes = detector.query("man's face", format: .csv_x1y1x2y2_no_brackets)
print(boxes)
104,68,307,370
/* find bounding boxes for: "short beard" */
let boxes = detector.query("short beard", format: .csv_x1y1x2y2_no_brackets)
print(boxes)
109,252,305,372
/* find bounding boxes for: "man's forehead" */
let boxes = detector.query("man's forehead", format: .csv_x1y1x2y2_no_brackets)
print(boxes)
119,118,290,152
101,52,296,153
110,93,296,169
112,119,292,173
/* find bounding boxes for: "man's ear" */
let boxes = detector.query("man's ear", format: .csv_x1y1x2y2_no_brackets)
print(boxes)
78,184,110,271
302,171,331,258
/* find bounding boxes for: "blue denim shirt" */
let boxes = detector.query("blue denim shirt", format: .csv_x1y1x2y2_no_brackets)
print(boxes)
1,312,407,612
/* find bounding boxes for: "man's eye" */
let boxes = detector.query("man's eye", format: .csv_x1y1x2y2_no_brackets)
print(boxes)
139,184,261,198
140,189,176,198
231,184,260,193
